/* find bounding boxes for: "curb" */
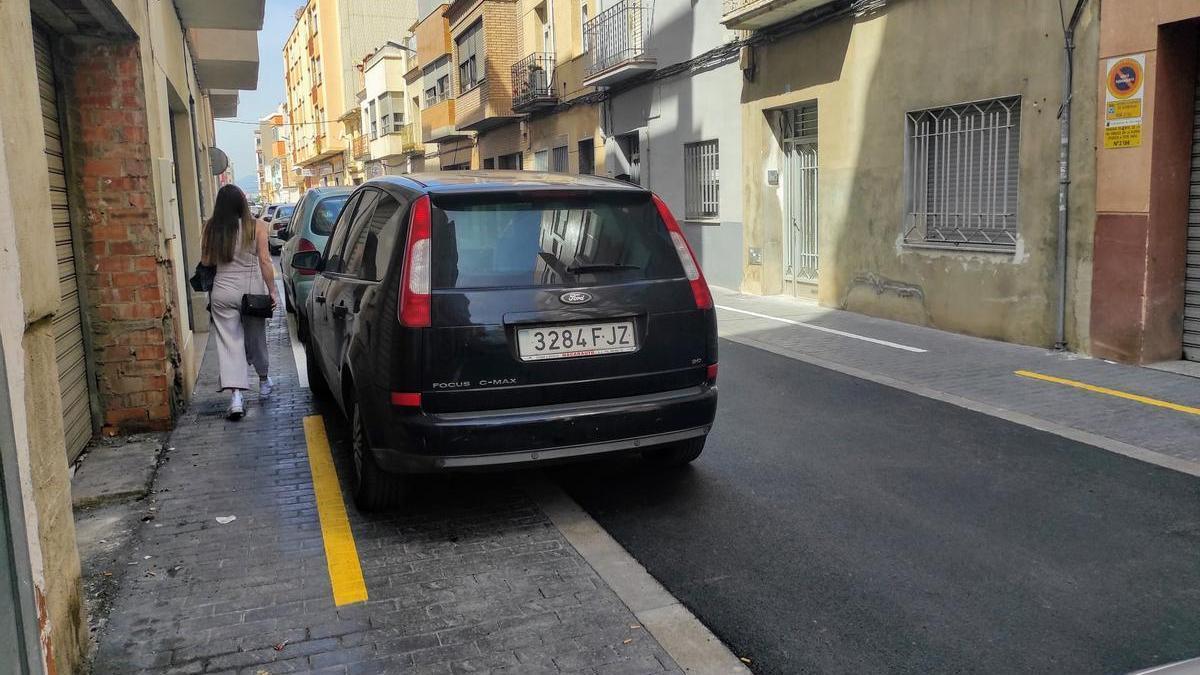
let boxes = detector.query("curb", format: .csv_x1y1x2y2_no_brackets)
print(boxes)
527,477,751,675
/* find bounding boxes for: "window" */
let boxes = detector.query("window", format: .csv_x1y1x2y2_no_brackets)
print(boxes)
310,194,350,236
379,93,405,134
430,194,686,290
314,57,322,85
423,56,451,107
551,146,568,172
344,193,406,281
483,157,496,169
905,96,1021,249
324,191,365,273
578,139,594,175
684,139,719,220
498,152,522,170
368,99,378,139
533,149,549,171
456,20,484,93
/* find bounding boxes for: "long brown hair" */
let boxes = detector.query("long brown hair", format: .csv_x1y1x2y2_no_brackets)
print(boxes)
201,184,255,264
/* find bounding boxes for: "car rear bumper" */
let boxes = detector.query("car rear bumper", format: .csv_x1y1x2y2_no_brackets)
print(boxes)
370,385,716,473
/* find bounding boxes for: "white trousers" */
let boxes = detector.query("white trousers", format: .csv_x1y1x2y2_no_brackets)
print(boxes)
210,268,269,391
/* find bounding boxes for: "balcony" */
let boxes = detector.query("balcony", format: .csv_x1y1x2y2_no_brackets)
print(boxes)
583,1,656,88
422,97,468,143
512,53,558,113
720,0,832,30
352,135,370,160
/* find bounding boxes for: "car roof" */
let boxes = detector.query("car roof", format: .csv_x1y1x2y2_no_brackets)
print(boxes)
304,186,354,197
369,171,647,195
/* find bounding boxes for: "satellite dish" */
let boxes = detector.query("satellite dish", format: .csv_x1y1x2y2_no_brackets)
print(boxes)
210,147,229,176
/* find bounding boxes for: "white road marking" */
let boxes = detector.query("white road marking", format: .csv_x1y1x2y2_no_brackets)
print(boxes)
715,304,928,354
277,274,309,388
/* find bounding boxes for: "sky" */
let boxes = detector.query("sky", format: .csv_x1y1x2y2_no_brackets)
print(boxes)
214,0,299,196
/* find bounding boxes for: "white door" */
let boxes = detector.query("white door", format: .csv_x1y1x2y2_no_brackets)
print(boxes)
782,105,819,290
36,27,96,459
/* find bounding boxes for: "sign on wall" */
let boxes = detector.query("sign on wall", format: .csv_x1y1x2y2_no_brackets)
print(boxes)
1104,53,1145,149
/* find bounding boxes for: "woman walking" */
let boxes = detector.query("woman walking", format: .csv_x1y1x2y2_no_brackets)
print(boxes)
201,184,276,419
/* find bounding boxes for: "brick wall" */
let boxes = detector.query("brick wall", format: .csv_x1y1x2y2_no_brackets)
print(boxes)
65,40,181,434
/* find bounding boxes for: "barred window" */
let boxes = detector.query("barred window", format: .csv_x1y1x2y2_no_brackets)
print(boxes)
905,96,1021,250
684,140,719,220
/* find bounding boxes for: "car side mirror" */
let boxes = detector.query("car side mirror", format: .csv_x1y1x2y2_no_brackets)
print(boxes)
291,250,322,273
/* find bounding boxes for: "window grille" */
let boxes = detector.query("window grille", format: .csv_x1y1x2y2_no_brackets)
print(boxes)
533,149,549,171
551,146,568,172
684,140,720,220
905,96,1021,249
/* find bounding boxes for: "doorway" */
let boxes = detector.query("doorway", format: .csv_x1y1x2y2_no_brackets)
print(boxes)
781,104,819,295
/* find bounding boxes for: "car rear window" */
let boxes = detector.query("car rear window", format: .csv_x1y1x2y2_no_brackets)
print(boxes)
430,193,685,290
276,205,295,219
311,196,349,236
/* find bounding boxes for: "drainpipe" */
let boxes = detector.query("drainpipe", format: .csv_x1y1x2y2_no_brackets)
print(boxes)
1055,0,1090,351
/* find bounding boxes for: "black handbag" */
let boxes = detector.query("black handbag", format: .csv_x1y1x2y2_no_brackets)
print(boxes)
240,293,274,318
189,263,215,292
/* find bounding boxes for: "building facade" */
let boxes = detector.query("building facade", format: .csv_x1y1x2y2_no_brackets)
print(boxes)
256,106,301,204
0,1,264,671
283,0,419,189
360,42,426,177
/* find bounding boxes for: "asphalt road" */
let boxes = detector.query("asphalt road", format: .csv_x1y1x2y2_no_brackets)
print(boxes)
553,339,1200,675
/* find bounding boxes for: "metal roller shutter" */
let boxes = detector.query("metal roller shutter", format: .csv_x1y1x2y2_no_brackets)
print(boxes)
35,27,95,459
1188,62,1200,361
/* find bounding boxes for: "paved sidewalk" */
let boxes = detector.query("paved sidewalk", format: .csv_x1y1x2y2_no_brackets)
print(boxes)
713,288,1200,469
92,308,680,674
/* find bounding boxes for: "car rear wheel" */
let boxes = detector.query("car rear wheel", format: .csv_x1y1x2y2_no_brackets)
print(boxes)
642,436,705,468
297,312,310,344
351,403,405,511
284,288,295,314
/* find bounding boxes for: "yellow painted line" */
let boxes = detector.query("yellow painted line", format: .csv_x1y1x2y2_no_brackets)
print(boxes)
1015,370,1200,417
303,415,368,606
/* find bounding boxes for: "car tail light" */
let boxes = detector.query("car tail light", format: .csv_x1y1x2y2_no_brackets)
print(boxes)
390,392,421,408
296,238,318,276
706,363,719,384
398,195,432,328
652,194,713,310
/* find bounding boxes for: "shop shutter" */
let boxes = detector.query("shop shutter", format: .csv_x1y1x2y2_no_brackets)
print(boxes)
35,27,95,459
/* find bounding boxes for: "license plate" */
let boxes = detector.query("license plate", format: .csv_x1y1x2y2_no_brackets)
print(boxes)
516,321,637,361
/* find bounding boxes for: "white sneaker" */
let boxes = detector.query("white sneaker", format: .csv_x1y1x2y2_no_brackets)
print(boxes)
259,377,273,399
228,390,245,420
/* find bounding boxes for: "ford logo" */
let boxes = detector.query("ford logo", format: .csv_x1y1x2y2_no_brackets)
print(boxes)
560,291,592,305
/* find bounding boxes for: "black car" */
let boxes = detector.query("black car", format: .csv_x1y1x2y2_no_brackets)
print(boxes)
292,171,718,510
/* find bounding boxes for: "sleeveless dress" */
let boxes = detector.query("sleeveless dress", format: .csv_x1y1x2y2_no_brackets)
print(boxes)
210,225,270,391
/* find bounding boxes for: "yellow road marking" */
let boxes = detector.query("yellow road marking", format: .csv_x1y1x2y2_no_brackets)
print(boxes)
1015,370,1200,417
303,415,368,606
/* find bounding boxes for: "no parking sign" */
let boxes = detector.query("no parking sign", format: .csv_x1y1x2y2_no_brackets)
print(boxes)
1104,53,1145,149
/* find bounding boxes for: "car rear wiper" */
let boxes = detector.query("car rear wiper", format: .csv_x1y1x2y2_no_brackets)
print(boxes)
567,263,642,274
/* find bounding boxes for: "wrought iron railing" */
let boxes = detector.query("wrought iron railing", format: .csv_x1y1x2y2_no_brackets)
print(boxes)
351,135,369,160
584,0,653,79
512,53,557,110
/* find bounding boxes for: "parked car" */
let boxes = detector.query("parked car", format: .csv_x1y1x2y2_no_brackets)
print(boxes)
290,172,718,510
279,188,352,338
267,203,296,254
262,204,279,223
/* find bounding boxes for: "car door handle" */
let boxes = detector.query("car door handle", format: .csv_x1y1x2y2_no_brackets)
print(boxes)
315,295,327,304
332,305,348,319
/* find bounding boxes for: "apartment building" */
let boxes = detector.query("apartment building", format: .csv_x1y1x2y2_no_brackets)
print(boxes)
0,1,264,671
256,106,301,204
360,42,426,177
416,1,477,169
283,0,419,188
